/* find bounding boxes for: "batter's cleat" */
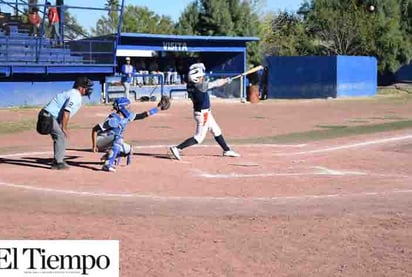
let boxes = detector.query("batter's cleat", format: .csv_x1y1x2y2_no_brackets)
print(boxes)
102,165,116,172
169,146,181,160
223,150,240,157
51,162,69,170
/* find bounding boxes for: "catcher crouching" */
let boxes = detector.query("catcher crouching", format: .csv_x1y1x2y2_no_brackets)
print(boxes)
92,96,171,172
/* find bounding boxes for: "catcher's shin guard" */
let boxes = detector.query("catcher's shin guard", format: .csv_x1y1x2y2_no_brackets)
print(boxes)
114,143,132,166
104,140,122,169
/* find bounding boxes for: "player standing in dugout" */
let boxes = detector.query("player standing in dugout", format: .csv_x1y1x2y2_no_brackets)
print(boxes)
169,62,240,160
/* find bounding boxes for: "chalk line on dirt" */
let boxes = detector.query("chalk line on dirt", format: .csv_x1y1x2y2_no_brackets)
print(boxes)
0,181,411,202
2,134,409,159
277,135,412,156
0,144,306,158
196,166,409,179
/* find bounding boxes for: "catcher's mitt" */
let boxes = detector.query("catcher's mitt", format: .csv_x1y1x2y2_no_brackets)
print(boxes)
157,95,171,110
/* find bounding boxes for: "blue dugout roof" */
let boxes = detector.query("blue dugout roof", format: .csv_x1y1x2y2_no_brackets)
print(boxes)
117,33,259,53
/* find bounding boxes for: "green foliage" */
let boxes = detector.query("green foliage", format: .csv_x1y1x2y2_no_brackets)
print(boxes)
92,3,175,35
198,0,233,35
260,0,412,75
236,1,262,66
64,10,89,39
121,5,175,34
176,2,199,35
91,0,119,35
176,0,262,66
261,12,313,56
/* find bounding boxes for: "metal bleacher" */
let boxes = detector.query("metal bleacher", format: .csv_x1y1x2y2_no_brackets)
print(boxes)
0,2,116,77
0,27,83,64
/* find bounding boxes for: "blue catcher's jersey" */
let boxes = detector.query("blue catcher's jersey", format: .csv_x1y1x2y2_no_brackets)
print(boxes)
97,112,136,138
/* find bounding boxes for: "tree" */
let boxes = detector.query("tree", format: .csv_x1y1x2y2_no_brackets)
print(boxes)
260,11,313,56
303,0,412,73
306,1,366,55
234,1,262,66
176,2,199,35
121,5,175,34
198,0,234,35
176,0,262,65
105,0,119,34
92,4,175,36
63,10,89,39
91,0,119,35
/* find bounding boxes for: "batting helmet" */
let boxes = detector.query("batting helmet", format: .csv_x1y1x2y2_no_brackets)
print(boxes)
189,62,206,72
188,67,205,84
113,97,131,118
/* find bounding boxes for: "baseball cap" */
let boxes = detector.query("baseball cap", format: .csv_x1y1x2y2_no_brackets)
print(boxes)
73,77,94,98
73,76,91,87
125,57,131,61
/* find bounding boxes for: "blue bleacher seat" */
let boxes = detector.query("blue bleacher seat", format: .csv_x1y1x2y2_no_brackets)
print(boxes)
0,23,94,67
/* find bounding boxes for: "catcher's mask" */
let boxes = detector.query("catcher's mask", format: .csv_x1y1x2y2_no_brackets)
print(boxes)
113,97,131,118
73,77,94,98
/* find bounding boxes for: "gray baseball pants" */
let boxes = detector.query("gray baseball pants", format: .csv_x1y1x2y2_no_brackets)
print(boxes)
50,117,67,164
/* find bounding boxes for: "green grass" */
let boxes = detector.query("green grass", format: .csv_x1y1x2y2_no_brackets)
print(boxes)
316,125,348,129
0,119,36,134
347,119,370,123
7,105,41,111
368,115,407,120
378,87,412,96
233,120,412,144
0,120,90,135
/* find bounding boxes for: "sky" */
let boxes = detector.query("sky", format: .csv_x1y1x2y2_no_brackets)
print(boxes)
67,0,304,31
2,0,304,31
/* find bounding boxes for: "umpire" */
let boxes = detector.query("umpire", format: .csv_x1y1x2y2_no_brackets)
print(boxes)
36,77,93,170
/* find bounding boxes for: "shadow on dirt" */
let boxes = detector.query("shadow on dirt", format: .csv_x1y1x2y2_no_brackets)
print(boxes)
0,155,102,171
134,152,171,160
68,148,171,160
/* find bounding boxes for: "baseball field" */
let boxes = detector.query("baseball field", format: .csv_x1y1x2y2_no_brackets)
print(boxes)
0,94,411,276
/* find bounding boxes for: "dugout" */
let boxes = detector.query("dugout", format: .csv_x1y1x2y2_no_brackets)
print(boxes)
265,56,377,99
104,33,259,101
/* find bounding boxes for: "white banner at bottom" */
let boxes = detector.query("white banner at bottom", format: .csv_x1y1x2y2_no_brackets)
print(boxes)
0,240,119,277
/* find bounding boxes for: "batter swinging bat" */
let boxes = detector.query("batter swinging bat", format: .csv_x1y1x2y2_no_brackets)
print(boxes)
231,65,264,80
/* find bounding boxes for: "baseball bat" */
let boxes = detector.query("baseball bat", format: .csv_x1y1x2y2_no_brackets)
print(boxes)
231,65,264,80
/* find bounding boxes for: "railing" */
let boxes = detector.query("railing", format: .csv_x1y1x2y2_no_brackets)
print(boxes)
66,38,115,65
0,0,122,66
104,74,166,103
0,30,115,65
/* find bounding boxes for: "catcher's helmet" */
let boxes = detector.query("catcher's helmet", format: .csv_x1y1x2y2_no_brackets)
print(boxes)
113,97,131,118
73,77,94,98
188,67,205,83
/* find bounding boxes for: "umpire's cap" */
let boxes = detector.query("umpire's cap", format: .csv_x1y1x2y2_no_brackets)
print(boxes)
73,76,94,98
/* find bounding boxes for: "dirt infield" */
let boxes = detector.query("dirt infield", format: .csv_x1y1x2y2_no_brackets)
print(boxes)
0,95,412,276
